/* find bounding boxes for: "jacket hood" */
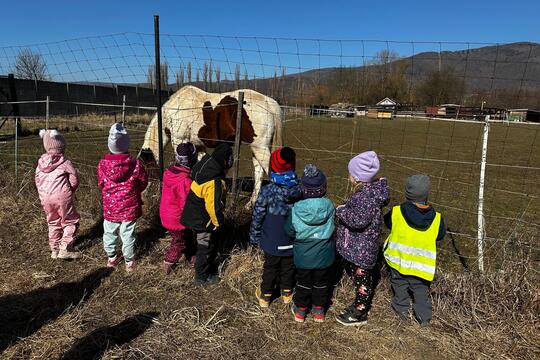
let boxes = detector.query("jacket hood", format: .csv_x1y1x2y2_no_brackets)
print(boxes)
38,153,66,173
100,153,136,183
191,154,223,184
163,165,191,187
360,178,389,207
294,197,335,226
401,201,436,230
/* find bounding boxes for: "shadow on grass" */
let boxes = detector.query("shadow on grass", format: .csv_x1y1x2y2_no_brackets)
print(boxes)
447,227,470,271
59,312,159,360
135,209,167,259
0,268,113,353
74,217,104,251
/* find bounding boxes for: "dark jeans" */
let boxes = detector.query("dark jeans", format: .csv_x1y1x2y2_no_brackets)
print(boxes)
294,266,333,309
195,231,217,280
261,252,295,295
164,229,195,264
390,268,432,323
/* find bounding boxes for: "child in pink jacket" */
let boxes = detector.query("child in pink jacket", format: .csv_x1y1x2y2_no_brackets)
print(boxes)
35,129,81,260
160,142,198,274
97,123,148,272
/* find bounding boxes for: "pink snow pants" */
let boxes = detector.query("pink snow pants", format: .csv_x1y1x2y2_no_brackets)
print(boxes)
42,198,80,251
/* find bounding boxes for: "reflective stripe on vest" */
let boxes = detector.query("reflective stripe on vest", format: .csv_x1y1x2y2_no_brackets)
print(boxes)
384,205,440,281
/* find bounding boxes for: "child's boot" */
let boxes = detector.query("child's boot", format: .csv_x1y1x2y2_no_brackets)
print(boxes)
281,289,293,304
311,305,326,323
51,250,59,259
255,287,272,308
107,254,124,268
57,249,81,260
291,303,307,323
163,261,174,275
335,306,368,326
125,259,136,272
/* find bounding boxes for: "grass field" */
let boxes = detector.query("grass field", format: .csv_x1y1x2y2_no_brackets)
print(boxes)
0,114,538,359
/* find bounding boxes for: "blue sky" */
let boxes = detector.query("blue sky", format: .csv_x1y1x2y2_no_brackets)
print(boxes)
1,0,538,83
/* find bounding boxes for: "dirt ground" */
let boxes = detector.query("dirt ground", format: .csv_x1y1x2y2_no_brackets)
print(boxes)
0,115,538,359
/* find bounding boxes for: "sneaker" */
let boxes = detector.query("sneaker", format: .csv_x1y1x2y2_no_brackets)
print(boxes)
394,311,409,321
163,262,174,275
311,305,326,323
206,274,220,285
125,260,136,272
51,250,59,259
255,287,272,308
291,304,307,323
57,249,81,260
335,306,368,326
193,277,208,285
281,289,293,304
107,254,124,268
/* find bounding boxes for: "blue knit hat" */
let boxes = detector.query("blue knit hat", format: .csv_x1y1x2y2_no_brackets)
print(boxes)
300,164,327,198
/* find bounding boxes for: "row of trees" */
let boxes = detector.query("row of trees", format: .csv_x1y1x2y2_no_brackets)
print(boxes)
10,48,540,109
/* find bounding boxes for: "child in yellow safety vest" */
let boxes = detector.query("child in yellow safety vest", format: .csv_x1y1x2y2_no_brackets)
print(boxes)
383,174,446,326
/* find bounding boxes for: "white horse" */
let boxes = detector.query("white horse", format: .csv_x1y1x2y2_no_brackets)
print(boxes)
139,85,283,206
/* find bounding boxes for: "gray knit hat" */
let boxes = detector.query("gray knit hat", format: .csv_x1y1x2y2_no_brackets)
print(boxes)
405,174,430,204
108,123,130,154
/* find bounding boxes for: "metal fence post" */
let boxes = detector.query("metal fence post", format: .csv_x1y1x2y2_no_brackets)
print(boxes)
46,96,50,129
122,94,126,123
154,15,164,182
232,91,245,201
14,118,18,188
477,115,490,272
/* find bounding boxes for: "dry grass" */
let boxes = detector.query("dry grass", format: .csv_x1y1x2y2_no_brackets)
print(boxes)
0,116,539,359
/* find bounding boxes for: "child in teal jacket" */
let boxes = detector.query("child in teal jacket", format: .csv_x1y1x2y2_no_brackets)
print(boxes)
285,164,335,323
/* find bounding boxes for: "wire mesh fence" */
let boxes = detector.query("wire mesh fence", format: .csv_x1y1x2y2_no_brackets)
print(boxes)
0,24,539,275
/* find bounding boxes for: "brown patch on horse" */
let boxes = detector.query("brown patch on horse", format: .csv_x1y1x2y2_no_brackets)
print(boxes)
198,96,256,148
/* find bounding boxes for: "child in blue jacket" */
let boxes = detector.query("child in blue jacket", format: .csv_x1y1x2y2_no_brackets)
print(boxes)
285,164,335,323
250,147,302,307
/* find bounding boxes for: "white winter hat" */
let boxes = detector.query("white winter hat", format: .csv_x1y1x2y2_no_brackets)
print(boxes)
108,123,130,154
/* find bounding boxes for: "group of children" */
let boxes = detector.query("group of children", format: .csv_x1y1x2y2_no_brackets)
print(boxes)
35,123,445,326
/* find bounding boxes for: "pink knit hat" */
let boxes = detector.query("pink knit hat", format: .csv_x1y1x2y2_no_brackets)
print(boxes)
39,129,66,153
348,151,380,183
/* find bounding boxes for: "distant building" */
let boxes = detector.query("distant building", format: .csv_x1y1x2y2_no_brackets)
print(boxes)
507,109,540,123
366,97,398,119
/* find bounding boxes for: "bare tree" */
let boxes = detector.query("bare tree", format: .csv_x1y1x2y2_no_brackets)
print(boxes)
14,48,49,80
215,65,221,92
203,62,209,90
243,70,248,88
234,64,241,89
186,62,192,83
147,62,169,90
176,66,184,89
196,68,200,83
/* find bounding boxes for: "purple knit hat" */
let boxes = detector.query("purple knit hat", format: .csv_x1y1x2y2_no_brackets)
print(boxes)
348,151,380,183
175,142,197,168
300,164,327,198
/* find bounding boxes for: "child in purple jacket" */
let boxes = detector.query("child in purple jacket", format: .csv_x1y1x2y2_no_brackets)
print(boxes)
335,151,389,326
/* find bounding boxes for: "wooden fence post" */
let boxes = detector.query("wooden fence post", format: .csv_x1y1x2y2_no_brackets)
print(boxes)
232,91,245,201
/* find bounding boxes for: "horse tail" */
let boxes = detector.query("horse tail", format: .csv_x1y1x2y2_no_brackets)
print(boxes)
272,106,283,148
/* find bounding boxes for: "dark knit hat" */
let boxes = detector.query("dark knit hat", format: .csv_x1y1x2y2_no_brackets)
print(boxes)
405,174,430,204
175,142,197,168
211,143,233,169
300,164,327,198
271,147,296,173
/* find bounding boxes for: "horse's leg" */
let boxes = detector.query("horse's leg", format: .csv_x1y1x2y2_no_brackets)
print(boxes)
248,145,270,208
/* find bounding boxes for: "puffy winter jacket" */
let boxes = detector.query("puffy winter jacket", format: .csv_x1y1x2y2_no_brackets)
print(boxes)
249,178,302,257
336,178,389,269
181,154,227,232
35,153,79,203
97,153,148,222
285,197,335,269
160,165,192,231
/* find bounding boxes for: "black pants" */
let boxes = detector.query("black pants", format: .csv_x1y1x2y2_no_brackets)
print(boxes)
195,231,217,280
294,267,333,309
390,268,432,323
261,252,295,295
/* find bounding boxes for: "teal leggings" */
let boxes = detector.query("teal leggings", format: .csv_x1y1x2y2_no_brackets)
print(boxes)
103,220,137,261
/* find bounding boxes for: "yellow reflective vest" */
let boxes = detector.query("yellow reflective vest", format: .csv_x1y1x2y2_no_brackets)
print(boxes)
384,205,441,281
